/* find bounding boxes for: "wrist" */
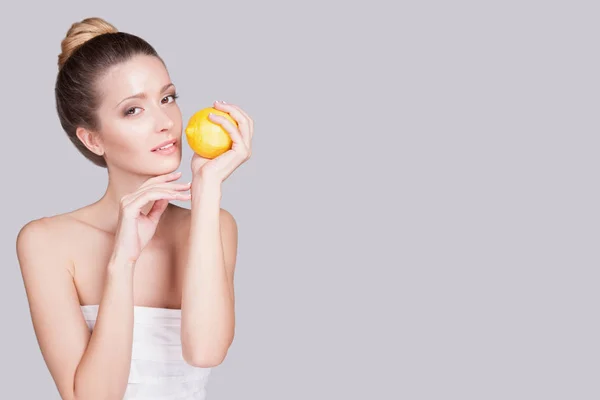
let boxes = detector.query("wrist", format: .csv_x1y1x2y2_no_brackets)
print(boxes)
191,178,222,196
109,250,137,272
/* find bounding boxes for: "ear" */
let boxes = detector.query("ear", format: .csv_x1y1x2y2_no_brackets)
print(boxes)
75,127,105,156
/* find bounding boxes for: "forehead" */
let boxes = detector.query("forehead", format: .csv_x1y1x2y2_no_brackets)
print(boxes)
97,55,171,102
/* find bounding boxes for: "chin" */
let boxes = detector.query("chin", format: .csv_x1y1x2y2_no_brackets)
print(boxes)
147,143,183,174
146,157,182,176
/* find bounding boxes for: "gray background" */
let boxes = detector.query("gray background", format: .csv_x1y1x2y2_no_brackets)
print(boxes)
1,0,598,398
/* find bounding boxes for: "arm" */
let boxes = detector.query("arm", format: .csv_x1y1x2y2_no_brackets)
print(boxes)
180,180,238,367
17,218,135,400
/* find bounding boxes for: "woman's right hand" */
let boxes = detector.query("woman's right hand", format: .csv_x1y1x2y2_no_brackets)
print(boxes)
111,171,191,265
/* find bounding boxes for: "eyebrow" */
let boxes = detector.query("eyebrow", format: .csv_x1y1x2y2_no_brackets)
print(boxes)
115,83,175,108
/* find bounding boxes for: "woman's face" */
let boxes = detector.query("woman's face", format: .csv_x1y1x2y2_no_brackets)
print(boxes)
94,54,183,176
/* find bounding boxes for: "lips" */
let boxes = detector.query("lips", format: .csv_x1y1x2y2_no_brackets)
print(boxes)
151,139,177,152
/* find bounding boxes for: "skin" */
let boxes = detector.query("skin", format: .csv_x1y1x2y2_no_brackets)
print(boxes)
15,54,253,399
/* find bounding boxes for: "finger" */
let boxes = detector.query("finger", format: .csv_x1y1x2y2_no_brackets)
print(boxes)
130,181,191,204
145,198,170,222
123,189,184,212
215,101,252,128
123,188,190,212
139,171,183,189
223,103,253,139
229,104,253,139
209,113,249,149
213,101,253,141
147,181,192,191
206,149,245,181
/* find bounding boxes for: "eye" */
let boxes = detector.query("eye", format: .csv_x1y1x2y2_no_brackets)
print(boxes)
162,93,179,104
125,107,142,116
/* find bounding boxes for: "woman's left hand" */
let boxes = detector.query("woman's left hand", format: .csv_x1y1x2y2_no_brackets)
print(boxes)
190,101,253,184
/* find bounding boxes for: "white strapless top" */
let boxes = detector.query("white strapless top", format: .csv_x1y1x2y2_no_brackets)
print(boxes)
80,305,212,400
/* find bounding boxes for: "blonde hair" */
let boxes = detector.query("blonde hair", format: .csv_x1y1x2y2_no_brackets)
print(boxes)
58,17,118,70
55,17,163,167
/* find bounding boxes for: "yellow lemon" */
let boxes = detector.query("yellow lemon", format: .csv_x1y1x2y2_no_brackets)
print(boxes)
185,107,237,159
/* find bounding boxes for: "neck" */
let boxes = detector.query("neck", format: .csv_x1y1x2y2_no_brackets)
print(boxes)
95,165,168,232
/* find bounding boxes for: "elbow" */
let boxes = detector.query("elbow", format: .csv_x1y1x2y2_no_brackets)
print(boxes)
183,347,228,368
182,331,234,368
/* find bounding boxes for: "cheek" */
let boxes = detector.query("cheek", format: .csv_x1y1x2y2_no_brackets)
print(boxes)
103,120,151,154
169,106,183,131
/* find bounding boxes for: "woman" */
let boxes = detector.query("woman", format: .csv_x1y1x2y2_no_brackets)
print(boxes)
16,17,253,399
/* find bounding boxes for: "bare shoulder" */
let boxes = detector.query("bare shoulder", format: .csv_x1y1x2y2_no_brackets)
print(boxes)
17,216,69,261
219,208,237,230
16,213,83,273
15,213,93,399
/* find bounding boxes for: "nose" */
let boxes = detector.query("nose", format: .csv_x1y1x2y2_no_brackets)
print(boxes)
155,110,175,132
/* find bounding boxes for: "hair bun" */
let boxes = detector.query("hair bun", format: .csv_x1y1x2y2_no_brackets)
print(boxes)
58,17,118,69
